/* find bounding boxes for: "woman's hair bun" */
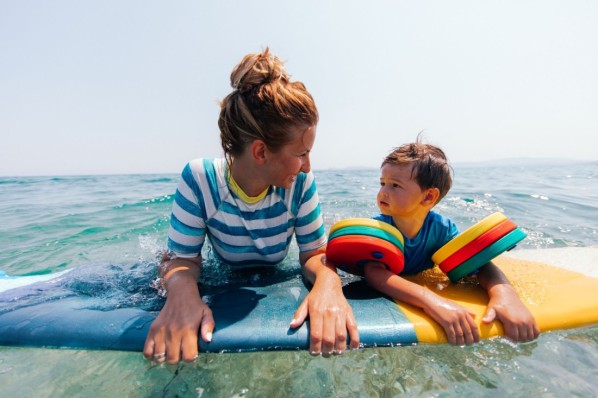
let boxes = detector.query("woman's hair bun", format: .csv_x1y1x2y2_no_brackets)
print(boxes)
230,48,289,93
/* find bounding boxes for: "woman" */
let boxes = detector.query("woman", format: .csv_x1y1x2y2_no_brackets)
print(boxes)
143,49,359,364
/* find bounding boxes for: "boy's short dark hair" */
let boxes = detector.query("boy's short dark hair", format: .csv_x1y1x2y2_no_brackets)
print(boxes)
382,139,453,203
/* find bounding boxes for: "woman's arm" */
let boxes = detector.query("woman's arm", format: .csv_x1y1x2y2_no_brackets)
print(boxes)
477,261,540,341
290,249,360,355
143,255,215,364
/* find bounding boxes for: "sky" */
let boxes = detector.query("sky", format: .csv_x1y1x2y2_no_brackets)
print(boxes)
1,1,597,176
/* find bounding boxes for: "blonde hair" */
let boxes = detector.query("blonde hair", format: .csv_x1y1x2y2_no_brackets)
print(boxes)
218,48,319,160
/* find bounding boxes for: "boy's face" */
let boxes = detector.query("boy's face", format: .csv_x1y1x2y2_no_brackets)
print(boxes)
377,163,427,217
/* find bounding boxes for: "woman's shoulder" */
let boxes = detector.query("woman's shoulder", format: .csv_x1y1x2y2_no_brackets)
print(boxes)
182,158,226,176
178,158,227,188
278,171,314,197
186,158,222,169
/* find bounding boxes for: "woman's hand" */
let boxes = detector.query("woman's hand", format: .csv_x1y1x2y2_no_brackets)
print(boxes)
143,256,215,364
291,252,360,355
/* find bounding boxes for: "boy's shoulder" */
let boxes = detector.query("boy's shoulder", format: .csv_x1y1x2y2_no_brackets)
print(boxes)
371,212,458,238
426,210,452,224
371,213,394,226
425,210,460,238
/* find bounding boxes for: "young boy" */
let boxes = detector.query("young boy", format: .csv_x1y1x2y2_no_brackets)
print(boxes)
363,139,540,345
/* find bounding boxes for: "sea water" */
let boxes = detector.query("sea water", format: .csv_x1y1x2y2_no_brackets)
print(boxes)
1,160,597,397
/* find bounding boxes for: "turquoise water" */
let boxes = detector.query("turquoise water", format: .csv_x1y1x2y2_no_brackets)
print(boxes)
1,161,597,397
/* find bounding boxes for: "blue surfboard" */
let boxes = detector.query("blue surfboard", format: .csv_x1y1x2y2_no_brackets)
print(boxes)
1,250,598,352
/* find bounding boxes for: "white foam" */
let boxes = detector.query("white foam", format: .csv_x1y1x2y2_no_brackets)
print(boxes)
504,247,598,278
1,248,596,294
0,269,73,293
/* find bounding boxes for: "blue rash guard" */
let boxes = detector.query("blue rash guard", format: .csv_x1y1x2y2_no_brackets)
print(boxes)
372,211,459,275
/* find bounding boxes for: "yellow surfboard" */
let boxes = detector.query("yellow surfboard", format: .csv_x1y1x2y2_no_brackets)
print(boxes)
399,253,598,343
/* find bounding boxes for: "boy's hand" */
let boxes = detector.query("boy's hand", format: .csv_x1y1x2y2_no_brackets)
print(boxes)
477,262,540,342
423,296,480,345
482,284,540,342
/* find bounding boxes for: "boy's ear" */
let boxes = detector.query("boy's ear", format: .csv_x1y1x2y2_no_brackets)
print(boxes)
422,188,440,207
251,140,267,165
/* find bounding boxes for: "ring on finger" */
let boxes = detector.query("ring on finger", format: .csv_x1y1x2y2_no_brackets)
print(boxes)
153,352,166,360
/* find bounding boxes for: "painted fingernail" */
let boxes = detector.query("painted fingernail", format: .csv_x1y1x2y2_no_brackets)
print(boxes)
206,332,212,342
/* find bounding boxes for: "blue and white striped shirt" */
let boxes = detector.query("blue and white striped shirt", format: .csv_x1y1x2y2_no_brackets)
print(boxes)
168,158,327,266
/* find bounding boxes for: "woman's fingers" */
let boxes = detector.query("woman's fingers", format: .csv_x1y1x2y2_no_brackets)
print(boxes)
290,298,309,329
346,311,360,350
297,293,360,355
308,309,323,355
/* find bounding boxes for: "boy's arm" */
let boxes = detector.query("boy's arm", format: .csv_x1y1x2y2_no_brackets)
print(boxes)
364,263,480,345
476,261,540,342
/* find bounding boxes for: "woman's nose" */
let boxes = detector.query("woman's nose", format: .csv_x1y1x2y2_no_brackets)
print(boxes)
301,155,311,173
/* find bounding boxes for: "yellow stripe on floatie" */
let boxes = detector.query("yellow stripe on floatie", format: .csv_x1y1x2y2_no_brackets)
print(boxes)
431,212,507,265
395,255,598,343
329,218,404,246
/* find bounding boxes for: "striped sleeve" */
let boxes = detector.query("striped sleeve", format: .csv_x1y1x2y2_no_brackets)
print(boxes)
293,171,327,252
167,161,207,258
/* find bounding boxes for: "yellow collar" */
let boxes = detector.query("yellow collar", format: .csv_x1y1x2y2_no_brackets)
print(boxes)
227,169,268,204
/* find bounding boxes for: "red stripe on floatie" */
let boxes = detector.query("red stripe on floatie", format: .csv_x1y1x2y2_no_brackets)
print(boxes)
326,235,404,275
439,219,517,273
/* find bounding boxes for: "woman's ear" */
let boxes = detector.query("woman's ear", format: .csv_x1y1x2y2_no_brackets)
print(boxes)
422,187,440,207
251,140,267,165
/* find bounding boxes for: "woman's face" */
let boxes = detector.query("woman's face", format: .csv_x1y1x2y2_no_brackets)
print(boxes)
265,125,316,189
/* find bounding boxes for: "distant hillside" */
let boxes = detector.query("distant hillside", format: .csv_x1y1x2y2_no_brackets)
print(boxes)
453,158,596,168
